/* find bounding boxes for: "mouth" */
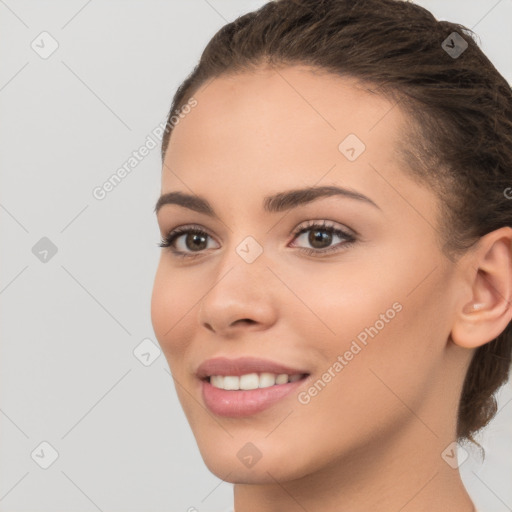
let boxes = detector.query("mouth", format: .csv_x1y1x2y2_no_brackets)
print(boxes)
196,357,310,417
204,372,308,390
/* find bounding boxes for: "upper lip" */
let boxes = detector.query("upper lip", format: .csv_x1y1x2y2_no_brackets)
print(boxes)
196,357,309,379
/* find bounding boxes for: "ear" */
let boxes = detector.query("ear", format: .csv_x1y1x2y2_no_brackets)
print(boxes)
451,226,512,349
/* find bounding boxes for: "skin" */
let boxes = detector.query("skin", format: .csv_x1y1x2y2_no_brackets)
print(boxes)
151,65,512,512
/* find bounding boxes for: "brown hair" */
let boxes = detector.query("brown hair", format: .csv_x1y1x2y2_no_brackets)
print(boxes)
160,0,512,448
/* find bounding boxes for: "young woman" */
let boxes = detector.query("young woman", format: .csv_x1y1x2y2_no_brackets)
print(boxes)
151,0,512,510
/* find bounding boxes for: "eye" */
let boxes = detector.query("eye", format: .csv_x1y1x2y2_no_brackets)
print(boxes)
158,225,218,259
289,220,356,256
158,220,356,259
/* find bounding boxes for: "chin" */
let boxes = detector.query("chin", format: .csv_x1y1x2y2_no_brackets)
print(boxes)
201,452,303,484
193,431,314,484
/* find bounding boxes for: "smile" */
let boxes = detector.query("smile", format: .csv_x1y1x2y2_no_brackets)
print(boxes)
196,357,310,417
208,372,304,390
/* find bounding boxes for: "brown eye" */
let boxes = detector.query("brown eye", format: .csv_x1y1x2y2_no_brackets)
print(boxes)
291,220,356,256
307,228,333,249
159,226,218,257
183,232,208,251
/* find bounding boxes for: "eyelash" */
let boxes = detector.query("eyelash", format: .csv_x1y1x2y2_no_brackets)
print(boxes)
158,220,356,259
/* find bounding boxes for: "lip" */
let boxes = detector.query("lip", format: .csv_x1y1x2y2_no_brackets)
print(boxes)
201,378,307,417
196,357,310,417
196,356,308,379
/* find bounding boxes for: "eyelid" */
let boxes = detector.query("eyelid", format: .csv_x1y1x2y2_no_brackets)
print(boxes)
159,224,220,253
160,218,355,239
159,219,357,258
292,218,357,237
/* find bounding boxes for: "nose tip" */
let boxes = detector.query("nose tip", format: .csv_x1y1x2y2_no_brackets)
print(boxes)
197,254,279,336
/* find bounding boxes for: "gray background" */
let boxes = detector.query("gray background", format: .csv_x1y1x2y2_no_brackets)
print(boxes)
0,1,511,511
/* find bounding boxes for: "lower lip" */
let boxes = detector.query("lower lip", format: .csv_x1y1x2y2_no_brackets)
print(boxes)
201,377,307,417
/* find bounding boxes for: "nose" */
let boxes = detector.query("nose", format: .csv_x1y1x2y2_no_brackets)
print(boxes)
197,257,278,338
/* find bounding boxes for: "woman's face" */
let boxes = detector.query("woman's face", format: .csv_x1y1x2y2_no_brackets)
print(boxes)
151,66,471,483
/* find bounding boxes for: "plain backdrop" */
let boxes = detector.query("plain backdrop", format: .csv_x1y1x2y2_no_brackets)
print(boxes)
1,1,511,511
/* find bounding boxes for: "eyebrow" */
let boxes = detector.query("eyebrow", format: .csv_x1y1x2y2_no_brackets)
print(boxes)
154,185,381,216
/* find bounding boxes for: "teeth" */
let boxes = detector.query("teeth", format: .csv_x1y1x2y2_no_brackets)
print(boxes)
223,376,239,390
210,375,224,388
259,372,276,388
240,373,259,390
275,373,289,385
209,372,303,390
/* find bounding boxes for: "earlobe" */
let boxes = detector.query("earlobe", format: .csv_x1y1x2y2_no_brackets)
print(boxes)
451,227,512,349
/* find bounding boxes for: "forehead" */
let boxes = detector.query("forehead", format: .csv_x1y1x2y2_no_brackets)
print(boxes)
161,65,431,221
165,65,404,174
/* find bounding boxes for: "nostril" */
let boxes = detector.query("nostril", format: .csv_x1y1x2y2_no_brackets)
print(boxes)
204,322,215,332
233,319,256,326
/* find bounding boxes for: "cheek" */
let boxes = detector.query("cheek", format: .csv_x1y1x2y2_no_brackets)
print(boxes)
286,254,444,402
309,264,452,428
150,262,196,359
284,261,402,347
